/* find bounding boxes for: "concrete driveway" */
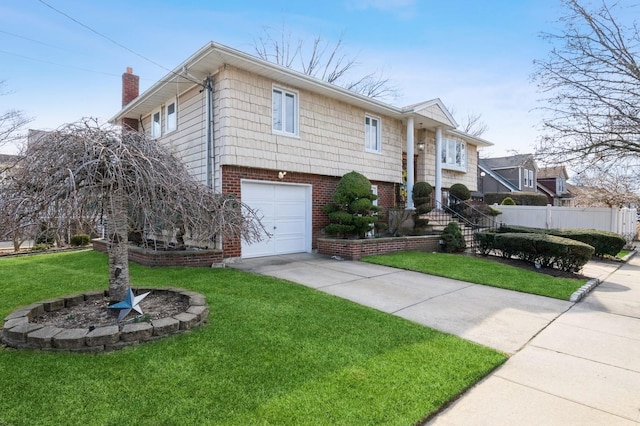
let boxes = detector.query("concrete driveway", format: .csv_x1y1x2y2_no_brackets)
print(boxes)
230,253,599,355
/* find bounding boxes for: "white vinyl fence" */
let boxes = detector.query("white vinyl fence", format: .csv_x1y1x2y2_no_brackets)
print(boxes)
496,205,638,242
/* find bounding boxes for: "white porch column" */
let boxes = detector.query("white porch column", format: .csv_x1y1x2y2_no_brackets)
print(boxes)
435,126,443,208
406,117,415,209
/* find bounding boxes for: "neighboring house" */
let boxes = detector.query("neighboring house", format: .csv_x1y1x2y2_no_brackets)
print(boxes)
537,166,573,206
477,154,538,197
111,41,492,259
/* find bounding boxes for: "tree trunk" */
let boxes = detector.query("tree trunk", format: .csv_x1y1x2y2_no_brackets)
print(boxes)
106,188,130,303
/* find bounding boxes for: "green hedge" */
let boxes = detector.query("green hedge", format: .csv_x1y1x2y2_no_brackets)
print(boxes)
484,192,548,206
499,225,625,257
475,231,594,272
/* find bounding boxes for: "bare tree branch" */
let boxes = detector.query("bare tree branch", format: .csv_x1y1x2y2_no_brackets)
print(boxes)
533,0,640,170
0,119,265,301
571,160,640,207
254,27,398,101
447,107,489,137
0,80,32,150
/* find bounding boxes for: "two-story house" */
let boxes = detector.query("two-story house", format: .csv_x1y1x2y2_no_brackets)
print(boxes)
477,154,538,197
537,166,573,206
111,41,491,259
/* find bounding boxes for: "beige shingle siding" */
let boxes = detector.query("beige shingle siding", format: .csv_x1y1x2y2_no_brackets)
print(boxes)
215,66,403,183
414,105,450,125
141,85,208,184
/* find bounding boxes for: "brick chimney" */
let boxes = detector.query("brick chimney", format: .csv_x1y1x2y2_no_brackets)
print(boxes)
122,67,139,106
121,67,140,131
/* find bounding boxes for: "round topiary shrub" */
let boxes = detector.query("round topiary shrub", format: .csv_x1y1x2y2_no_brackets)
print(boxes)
412,182,433,234
501,197,516,205
449,183,471,201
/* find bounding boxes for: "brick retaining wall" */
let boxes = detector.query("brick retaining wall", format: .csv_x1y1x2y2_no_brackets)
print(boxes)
92,239,222,267
318,235,440,260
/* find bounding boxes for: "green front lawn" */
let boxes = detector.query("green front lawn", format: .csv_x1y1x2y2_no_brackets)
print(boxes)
0,251,505,425
363,251,588,300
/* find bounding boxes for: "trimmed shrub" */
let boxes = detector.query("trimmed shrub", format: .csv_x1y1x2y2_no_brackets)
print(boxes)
448,183,471,217
485,192,548,206
70,233,91,247
548,228,626,257
499,224,626,257
499,224,545,234
31,243,50,251
441,221,466,253
501,197,516,206
412,182,433,233
323,171,380,239
449,183,471,201
474,231,496,256
493,232,594,272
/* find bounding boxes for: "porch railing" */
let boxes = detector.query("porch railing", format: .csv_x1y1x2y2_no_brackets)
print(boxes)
431,194,500,250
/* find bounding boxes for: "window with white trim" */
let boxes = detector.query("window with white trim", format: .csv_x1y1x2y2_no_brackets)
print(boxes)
165,98,177,133
365,115,381,153
272,87,298,136
151,108,161,138
441,138,466,171
523,168,530,187
557,178,566,193
529,170,534,188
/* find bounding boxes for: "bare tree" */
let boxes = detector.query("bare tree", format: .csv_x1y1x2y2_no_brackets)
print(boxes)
254,26,398,101
0,119,264,302
0,81,31,150
533,0,640,170
447,107,489,137
571,161,640,207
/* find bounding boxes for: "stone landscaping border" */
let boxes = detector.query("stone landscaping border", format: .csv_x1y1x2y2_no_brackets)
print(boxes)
1,287,208,353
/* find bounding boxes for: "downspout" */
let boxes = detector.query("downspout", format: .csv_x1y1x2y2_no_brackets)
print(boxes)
204,75,222,250
205,76,214,189
435,127,443,207
406,117,415,209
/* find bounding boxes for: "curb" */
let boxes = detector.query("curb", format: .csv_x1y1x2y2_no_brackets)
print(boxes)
569,250,636,303
569,278,600,303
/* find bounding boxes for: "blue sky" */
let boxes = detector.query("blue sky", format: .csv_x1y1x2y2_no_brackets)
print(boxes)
0,0,568,155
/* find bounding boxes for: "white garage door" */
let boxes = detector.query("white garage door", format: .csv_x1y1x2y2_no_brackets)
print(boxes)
241,181,311,258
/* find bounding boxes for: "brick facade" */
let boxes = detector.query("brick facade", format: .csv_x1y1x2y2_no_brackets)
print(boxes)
221,165,397,258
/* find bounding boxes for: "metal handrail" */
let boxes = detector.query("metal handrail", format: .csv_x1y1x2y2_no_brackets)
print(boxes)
432,195,500,250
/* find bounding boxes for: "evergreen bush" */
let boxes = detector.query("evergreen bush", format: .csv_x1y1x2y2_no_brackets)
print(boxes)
412,182,433,232
323,171,380,239
501,197,516,205
70,233,91,246
441,221,466,253
449,183,471,201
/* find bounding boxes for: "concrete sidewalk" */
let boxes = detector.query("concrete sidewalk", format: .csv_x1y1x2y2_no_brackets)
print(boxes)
429,255,640,425
231,252,639,424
